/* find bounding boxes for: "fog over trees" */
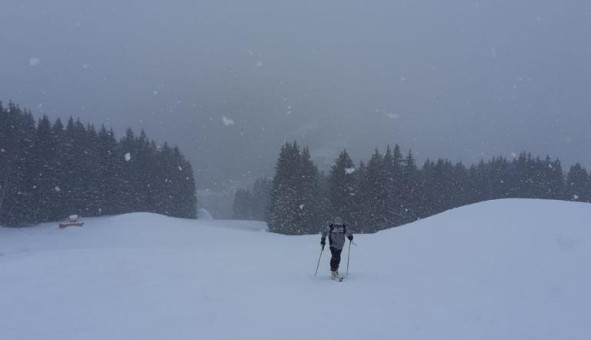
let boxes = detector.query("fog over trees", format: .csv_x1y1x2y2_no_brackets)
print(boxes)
0,102,196,226
1,1,590,218
234,142,591,234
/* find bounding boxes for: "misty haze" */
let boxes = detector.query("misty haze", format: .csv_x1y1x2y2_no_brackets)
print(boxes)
1,0,590,217
3,2,591,339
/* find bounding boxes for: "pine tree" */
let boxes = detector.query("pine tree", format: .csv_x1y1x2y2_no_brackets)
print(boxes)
29,116,61,222
232,178,271,221
0,103,36,225
95,126,124,215
251,178,271,221
431,159,451,214
362,149,394,232
61,120,101,216
565,164,589,202
118,128,137,213
353,160,371,232
82,124,101,215
169,145,197,218
328,149,357,229
268,142,301,234
489,157,511,199
298,147,322,233
232,188,252,219
389,145,404,224
400,150,420,224
419,160,436,218
267,142,322,234
543,156,564,199
316,171,332,230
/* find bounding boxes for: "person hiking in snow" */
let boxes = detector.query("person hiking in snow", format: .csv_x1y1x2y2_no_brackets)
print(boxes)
321,217,353,279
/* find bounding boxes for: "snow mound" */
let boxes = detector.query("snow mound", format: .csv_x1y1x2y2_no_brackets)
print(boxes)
197,208,214,220
0,199,589,340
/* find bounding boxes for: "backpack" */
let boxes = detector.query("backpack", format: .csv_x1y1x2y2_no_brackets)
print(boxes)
328,223,347,245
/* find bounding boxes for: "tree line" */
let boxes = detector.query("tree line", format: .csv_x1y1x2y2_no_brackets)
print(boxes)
0,101,197,226
234,141,591,234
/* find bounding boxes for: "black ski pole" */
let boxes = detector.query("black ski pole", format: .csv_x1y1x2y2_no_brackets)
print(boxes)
346,240,352,276
314,245,324,277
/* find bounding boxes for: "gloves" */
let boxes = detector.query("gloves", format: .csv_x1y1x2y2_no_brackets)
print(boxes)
347,235,353,241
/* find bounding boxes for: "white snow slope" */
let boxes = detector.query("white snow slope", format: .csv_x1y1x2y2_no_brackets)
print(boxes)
1,199,590,340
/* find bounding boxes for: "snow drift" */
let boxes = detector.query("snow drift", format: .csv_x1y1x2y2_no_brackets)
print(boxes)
1,199,589,340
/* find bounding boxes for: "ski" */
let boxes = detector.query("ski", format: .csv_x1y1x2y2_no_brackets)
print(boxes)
331,275,344,282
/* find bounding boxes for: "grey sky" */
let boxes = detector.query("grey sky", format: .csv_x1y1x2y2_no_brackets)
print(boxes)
2,0,590,213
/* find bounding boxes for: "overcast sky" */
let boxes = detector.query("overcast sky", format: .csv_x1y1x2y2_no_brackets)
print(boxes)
2,0,590,202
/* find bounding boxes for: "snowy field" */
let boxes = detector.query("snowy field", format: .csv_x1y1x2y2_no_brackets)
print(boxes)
1,199,590,340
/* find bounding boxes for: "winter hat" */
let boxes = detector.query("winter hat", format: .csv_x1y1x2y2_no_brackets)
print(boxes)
333,216,343,225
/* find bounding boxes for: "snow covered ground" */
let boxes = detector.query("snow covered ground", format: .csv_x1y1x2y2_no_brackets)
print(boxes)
1,199,590,340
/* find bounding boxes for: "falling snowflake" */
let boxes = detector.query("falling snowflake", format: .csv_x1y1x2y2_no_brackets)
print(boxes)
345,167,356,174
222,116,235,126
490,47,498,58
299,204,305,210
29,57,40,66
54,186,61,192
124,153,131,162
